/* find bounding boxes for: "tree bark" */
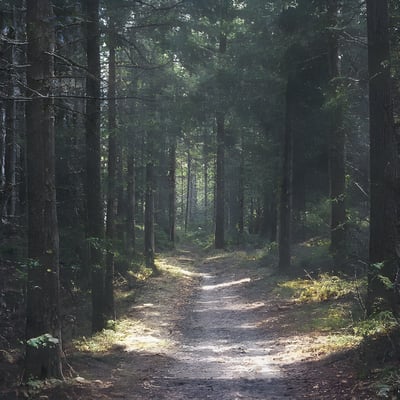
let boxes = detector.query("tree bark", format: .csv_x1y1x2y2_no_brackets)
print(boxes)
185,148,191,232
366,0,398,313
144,161,156,271
203,134,209,226
327,0,347,268
14,0,26,219
85,0,105,332
104,22,117,322
168,138,176,243
214,29,227,249
215,111,225,249
3,20,17,218
278,79,294,270
127,147,136,255
24,0,63,379
238,143,244,236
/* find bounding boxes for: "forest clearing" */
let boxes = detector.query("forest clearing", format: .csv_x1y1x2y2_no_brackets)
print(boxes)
1,0,400,399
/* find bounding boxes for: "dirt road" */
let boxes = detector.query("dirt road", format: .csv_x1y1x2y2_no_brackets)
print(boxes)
144,258,288,399
32,247,373,399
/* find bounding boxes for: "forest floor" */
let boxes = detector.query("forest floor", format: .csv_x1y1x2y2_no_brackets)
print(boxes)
2,244,381,399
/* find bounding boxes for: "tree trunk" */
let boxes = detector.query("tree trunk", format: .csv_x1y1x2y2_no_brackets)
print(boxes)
214,28,227,249
127,148,136,255
144,161,156,271
238,144,244,236
366,0,398,314
203,134,209,227
104,23,117,322
269,196,278,242
4,100,16,217
116,142,125,242
14,0,26,219
85,0,105,332
4,21,16,218
278,79,294,270
215,111,225,249
168,138,176,244
327,0,347,268
185,149,191,232
24,0,63,380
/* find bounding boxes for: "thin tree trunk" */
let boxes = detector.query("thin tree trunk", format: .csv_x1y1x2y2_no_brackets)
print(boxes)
278,79,294,270
85,0,105,333
116,142,125,242
327,0,347,267
191,164,198,221
238,141,244,236
366,0,398,314
144,160,156,271
203,135,209,226
180,158,185,221
104,22,117,321
24,0,63,379
185,149,191,233
168,138,176,243
127,147,136,255
214,28,227,249
270,193,278,242
215,111,225,249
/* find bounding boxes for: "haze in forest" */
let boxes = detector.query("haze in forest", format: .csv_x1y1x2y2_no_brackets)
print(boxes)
0,1,399,399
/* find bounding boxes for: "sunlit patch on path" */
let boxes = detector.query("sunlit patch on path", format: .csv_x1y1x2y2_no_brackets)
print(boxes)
66,248,370,400
139,260,288,399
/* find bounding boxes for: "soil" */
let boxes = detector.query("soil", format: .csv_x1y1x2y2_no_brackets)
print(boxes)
1,246,376,399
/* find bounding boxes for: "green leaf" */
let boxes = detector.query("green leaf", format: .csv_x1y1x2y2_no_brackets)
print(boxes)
26,333,59,349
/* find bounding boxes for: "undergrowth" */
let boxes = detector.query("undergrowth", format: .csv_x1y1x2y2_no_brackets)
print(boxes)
277,273,363,303
274,268,400,398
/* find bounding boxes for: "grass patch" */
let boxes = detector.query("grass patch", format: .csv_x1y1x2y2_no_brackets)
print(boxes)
271,270,369,358
72,250,199,357
73,328,120,353
285,301,355,334
276,273,364,303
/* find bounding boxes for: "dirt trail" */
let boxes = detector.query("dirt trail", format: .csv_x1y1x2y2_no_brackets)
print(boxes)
145,258,287,399
34,247,373,400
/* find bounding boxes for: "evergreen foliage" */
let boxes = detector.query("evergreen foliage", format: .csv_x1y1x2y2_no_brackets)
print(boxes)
0,0,399,386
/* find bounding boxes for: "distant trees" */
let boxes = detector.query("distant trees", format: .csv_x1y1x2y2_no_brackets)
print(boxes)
0,0,399,379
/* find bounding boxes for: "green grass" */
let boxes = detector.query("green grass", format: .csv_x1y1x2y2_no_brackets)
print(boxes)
277,273,362,303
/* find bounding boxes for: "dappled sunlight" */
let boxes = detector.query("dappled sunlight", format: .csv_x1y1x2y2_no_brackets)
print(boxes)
202,277,251,290
203,253,233,263
171,337,283,380
122,334,171,353
115,318,174,353
194,300,265,313
134,303,156,309
271,332,363,365
156,259,204,278
65,247,369,399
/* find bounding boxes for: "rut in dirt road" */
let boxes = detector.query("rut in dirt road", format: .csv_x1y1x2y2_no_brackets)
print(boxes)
145,256,289,400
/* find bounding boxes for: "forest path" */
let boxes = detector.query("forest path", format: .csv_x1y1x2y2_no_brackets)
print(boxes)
47,245,372,400
140,251,287,399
